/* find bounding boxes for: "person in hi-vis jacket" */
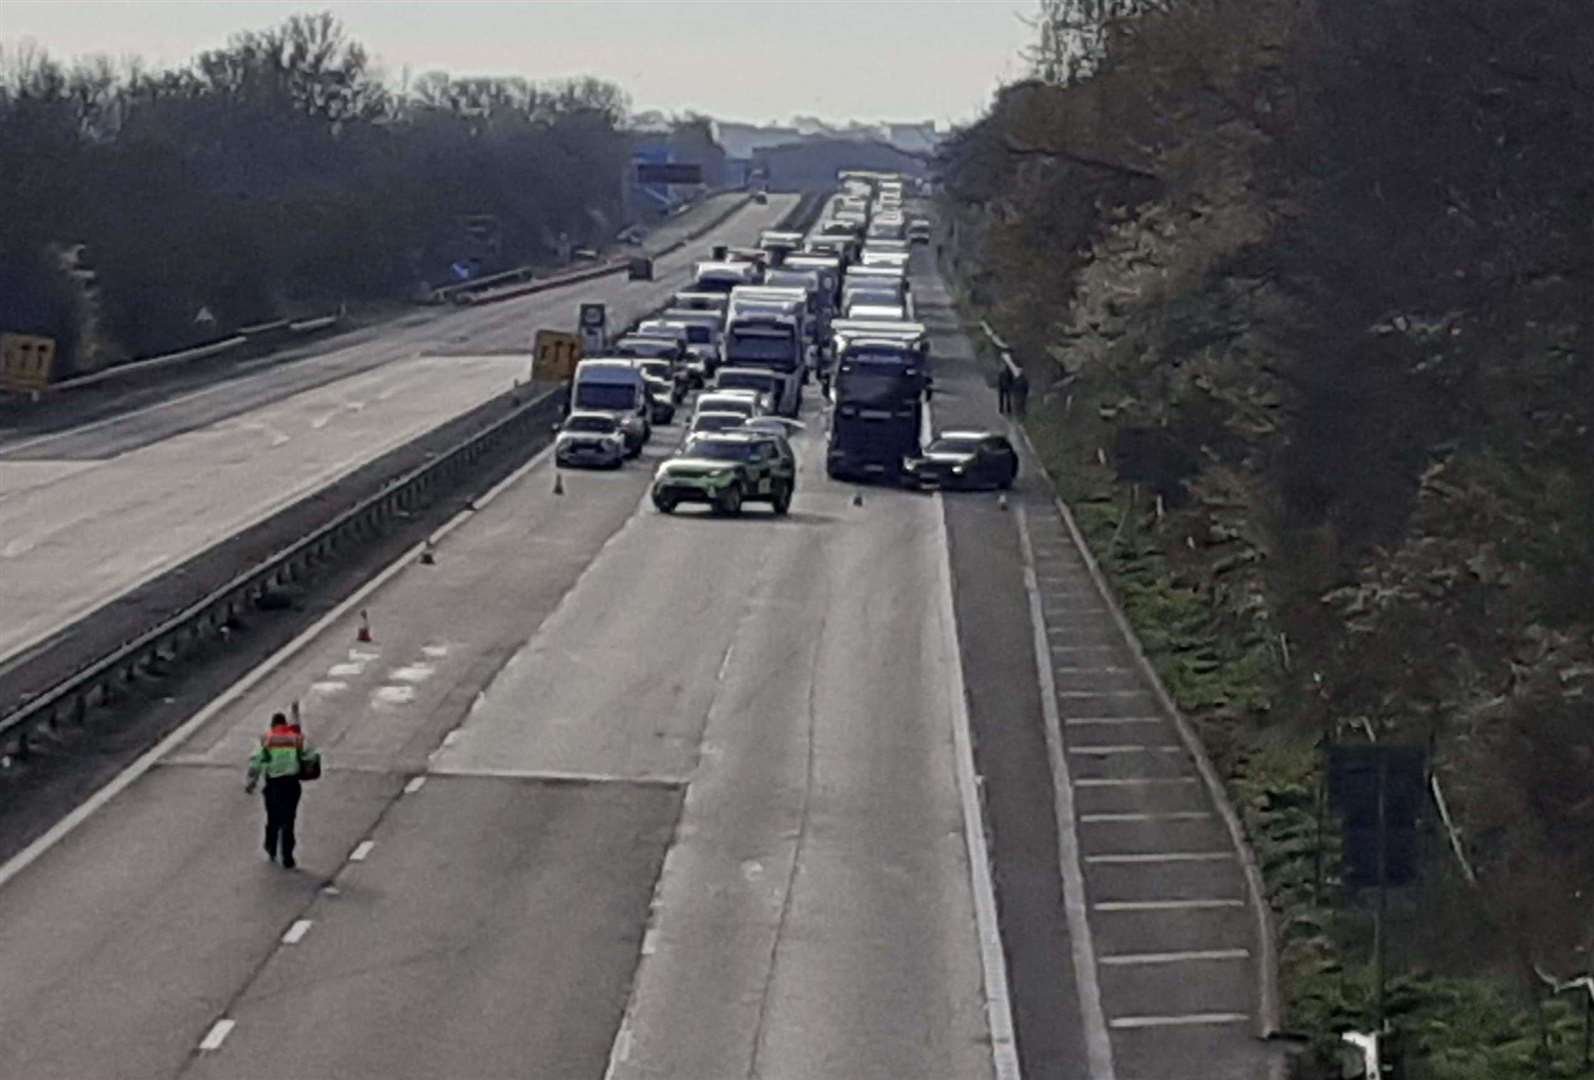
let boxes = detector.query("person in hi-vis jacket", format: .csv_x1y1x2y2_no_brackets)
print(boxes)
245,708,320,869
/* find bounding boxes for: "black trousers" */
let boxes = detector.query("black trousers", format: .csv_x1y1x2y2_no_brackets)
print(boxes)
262,778,303,860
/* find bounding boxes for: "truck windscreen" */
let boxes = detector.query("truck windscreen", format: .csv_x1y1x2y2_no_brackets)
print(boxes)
836,368,918,407
574,383,637,411
728,332,797,368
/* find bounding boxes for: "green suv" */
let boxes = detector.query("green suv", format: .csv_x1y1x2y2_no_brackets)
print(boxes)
652,432,796,516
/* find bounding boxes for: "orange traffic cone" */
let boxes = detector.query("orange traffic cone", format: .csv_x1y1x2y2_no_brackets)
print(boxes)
357,610,373,643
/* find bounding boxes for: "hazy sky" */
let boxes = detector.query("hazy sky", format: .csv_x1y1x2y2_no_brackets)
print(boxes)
1,1,1035,127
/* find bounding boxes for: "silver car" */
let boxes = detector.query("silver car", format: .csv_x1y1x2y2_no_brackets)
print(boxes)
554,412,628,469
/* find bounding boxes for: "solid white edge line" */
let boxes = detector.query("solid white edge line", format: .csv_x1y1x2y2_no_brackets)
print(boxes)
281,919,313,945
198,1018,236,1051
934,492,1023,1080
0,432,560,895
1014,502,1116,1080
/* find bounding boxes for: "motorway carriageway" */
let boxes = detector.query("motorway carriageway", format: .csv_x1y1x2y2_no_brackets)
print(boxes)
0,232,1275,1079
0,194,796,678
0,345,1003,1078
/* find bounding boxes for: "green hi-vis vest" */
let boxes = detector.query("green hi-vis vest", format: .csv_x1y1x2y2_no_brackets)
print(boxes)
248,725,319,780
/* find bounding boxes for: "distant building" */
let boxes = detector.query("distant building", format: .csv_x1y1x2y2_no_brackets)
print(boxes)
758,139,930,192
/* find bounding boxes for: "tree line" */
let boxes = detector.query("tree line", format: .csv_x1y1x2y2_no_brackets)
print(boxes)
942,0,1593,1073
0,13,632,374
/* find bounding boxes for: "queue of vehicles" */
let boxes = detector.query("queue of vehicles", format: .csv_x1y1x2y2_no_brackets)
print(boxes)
555,171,1015,507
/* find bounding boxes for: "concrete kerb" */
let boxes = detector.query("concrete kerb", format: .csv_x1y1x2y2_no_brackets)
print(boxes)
1010,420,1283,1050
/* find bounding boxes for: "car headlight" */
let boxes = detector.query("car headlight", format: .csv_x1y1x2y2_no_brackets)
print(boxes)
903,458,919,471
951,464,966,475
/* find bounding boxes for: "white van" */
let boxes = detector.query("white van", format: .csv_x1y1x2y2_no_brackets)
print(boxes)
570,359,650,455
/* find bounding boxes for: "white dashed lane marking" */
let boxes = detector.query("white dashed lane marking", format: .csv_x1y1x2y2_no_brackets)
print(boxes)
349,840,376,862
281,919,313,945
198,1019,236,1051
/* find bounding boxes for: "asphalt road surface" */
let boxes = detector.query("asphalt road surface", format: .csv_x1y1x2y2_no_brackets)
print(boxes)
0,381,998,1078
0,224,1277,1080
0,194,796,676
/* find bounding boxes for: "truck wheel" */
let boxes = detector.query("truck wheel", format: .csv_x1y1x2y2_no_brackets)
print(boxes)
717,485,743,516
653,495,676,514
771,483,792,516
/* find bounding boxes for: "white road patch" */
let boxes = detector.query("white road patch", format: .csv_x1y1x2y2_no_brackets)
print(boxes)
1086,851,1235,864
425,764,688,787
1108,1013,1250,1030
281,919,313,945
350,840,376,862
403,776,427,794
198,1019,236,1051
327,663,363,677
421,643,450,659
1014,503,1116,1080
641,927,658,956
1068,745,1183,755
389,663,435,683
1094,899,1245,912
1099,948,1250,966
935,494,1024,1080
373,684,416,705
308,680,348,695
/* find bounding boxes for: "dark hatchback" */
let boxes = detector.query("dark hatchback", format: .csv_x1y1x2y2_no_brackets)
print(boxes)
904,431,1018,490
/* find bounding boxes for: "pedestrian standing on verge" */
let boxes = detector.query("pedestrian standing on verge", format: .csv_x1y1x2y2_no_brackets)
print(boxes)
245,709,320,869
1012,367,1030,418
997,363,1014,415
